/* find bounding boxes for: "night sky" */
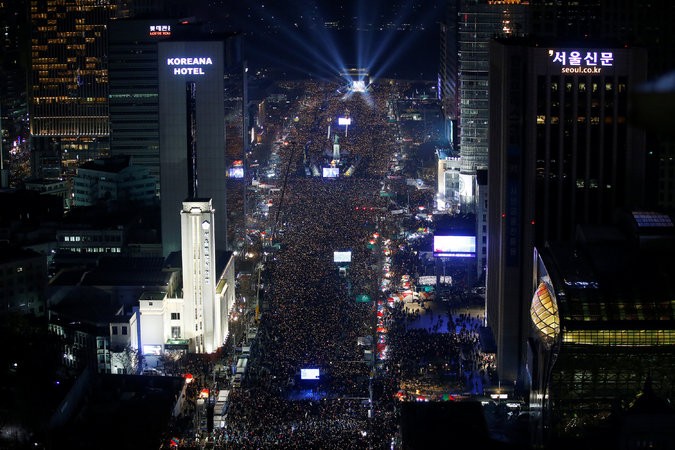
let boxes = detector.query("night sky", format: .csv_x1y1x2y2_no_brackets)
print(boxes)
190,0,444,79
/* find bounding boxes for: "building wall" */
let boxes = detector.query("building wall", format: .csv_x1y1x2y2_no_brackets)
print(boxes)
138,297,165,355
159,40,227,256
0,251,48,315
487,39,648,385
72,164,156,206
180,199,217,353
108,19,176,186
56,228,124,254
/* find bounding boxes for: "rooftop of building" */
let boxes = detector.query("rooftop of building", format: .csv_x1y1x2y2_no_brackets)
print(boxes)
50,257,173,288
139,291,167,301
49,372,184,450
81,268,172,287
78,155,132,174
49,286,121,327
492,34,633,49
539,213,675,328
0,244,43,265
400,401,517,449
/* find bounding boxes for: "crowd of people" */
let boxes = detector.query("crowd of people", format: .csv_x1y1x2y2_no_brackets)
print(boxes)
164,77,496,448
220,79,406,448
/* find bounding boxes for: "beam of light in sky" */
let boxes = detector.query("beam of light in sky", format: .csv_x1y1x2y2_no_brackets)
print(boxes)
243,2,345,77
237,0,437,81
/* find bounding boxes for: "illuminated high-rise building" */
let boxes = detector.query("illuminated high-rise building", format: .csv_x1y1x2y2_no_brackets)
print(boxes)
180,199,221,354
159,39,229,256
28,0,127,178
457,0,528,190
438,0,459,145
486,38,647,383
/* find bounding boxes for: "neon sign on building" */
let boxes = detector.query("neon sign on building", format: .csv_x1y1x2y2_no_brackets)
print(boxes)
549,50,614,74
149,25,171,36
167,57,213,75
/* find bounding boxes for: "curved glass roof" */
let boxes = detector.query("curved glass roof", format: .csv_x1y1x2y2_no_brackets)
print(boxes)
531,281,561,347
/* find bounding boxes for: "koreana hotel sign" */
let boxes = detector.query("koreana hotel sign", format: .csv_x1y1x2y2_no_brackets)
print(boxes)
548,49,614,74
167,57,214,75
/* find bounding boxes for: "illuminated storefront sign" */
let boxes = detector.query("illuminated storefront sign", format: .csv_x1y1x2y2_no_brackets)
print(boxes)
167,57,213,75
549,50,614,74
149,25,171,36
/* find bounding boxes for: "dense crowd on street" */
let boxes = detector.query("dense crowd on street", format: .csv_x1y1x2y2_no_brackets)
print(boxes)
162,78,496,448
219,80,404,448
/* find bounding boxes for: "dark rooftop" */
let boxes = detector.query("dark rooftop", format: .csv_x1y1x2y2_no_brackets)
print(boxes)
78,155,131,174
81,269,172,287
542,226,675,326
400,401,515,450
0,245,43,264
49,373,184,450
50,287,118,325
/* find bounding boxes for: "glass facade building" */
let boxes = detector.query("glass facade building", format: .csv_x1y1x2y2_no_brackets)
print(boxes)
457,0,528,176
28,0,127,174
529,223,675,445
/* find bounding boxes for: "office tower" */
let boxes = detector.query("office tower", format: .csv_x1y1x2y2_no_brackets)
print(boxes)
72,155,156,207
159,40,228,256
438,0,459,145
529,0,601,40
456,0,528,203
529,0,675,211
108,19,178,188
28,0,128,178
486,38,647,383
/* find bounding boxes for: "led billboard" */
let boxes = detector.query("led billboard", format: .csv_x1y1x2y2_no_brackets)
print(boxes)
351,80,366,92
323,167,339,178
433,235,476,258
228,167,244,178
301,368,320,380
334,251,352,263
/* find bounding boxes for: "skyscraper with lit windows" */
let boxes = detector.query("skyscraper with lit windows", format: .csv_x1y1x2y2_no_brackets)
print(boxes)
28,0,127,178
486,37,647,384
456,0,528,203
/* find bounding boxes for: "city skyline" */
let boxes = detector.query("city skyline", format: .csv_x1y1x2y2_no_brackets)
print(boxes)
1,1,675,449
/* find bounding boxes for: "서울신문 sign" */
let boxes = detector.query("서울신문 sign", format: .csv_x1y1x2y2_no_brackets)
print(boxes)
549,50,614,74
